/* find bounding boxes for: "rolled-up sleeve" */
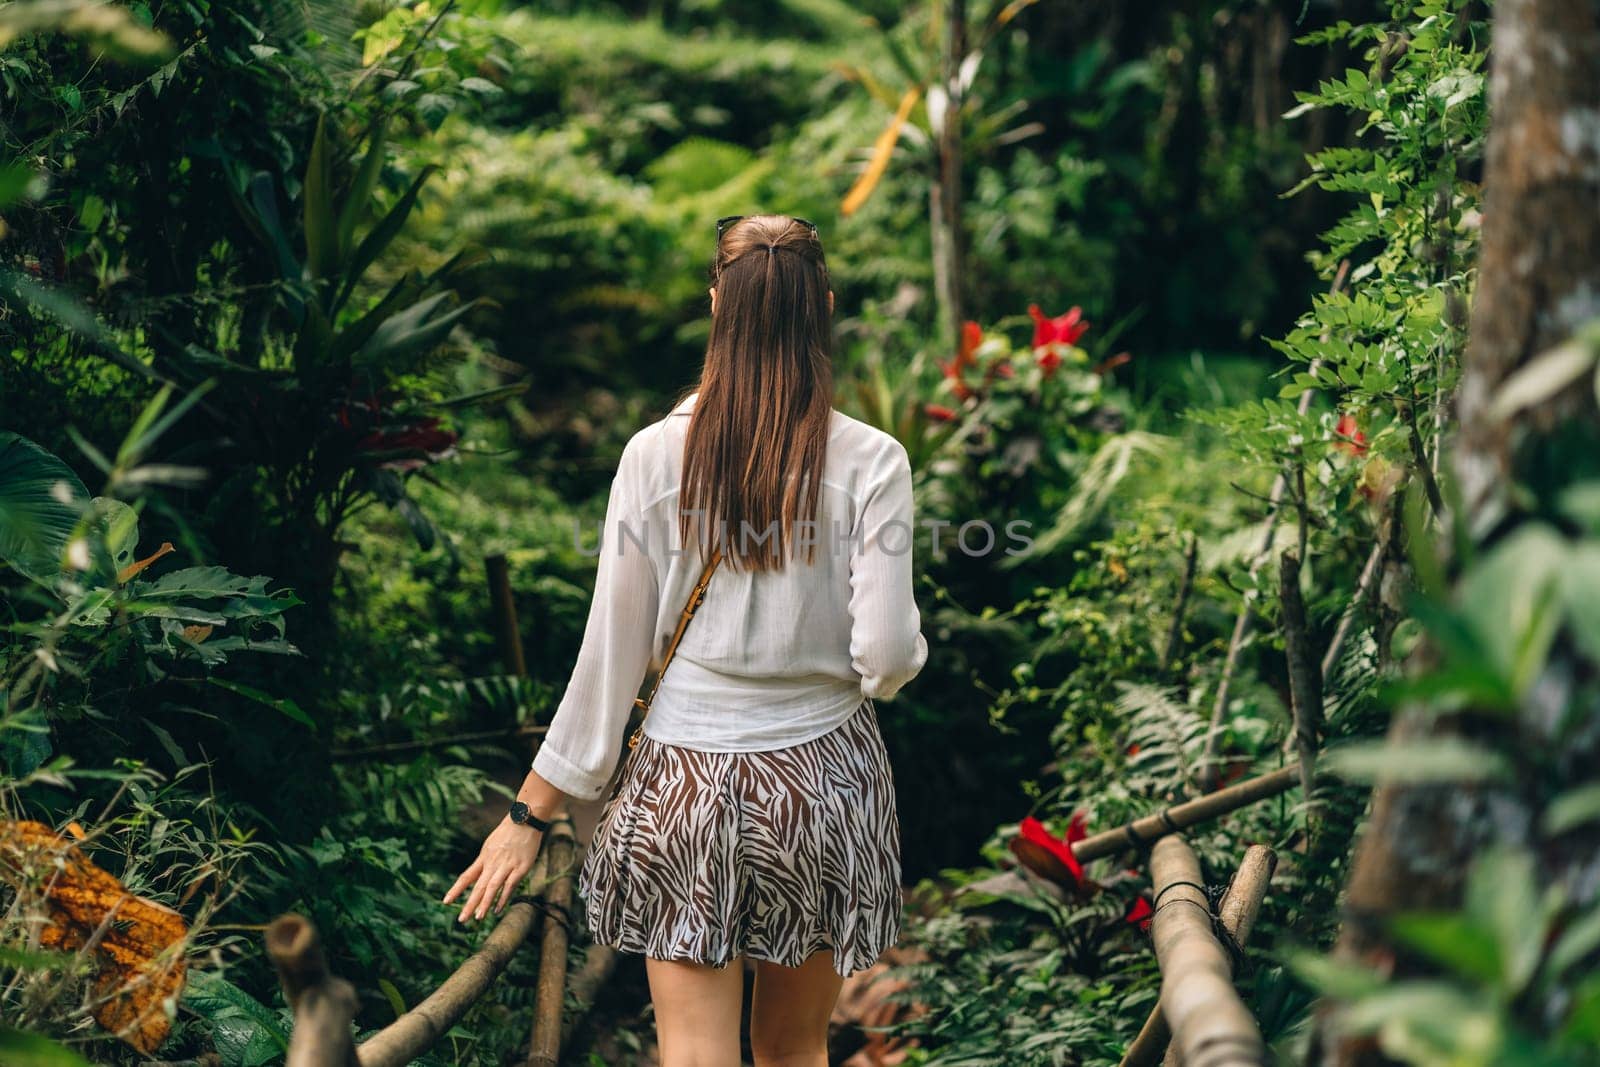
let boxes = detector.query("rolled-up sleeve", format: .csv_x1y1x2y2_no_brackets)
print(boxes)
847,439,928,699
532,436,660,800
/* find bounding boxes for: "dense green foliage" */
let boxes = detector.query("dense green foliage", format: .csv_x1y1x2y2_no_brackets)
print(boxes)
2,1,1596,1066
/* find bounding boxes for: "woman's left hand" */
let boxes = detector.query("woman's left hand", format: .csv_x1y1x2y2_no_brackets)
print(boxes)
442,816,544,923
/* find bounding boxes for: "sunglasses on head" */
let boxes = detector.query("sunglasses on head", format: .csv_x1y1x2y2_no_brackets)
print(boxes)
716,215,819,239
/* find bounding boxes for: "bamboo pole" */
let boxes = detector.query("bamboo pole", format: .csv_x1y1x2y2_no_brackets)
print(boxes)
1120,846,1278,1067
526,816,579,1067
266,915,359,1067
486,553,528,677
355,834,558,1067
1145,838,1266,1067
1073,766,1300,865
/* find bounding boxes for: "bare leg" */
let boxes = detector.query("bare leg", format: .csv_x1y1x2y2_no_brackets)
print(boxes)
749,949,845,1067
646,955,746,1067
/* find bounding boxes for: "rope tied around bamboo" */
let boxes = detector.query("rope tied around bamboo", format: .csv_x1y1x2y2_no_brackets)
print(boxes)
1140,837,1269,1067
1120,844,1277,1067
263,815,581,1067
1148,878,1249,977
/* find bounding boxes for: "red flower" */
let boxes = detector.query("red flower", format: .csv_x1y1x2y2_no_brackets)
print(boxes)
1123,895,1154,931
1334,413,1369,456
959,320,983,364
1126,743,1141,757
1029,303,1089,349
1012,812,1088,889
1037,347,1063,377
924,403,958,422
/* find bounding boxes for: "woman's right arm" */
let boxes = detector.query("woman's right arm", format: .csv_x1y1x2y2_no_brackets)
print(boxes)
446,434,659,923
846,438,928,698
530,433,661,799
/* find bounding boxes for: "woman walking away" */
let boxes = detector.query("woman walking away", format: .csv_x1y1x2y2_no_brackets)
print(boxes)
443,213,928,1066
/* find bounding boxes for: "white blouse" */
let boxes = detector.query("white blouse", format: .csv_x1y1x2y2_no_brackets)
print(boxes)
530,391,929,800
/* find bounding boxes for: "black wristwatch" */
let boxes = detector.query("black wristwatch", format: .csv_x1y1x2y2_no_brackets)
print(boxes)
509,801,553,832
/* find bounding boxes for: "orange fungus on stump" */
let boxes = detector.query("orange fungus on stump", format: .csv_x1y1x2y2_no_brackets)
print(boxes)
0,820,189,1054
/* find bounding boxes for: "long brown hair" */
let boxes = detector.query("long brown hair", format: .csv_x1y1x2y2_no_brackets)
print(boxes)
677,214,834,572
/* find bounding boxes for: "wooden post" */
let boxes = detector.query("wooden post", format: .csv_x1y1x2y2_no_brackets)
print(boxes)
1120,845,1277,1067
526,816,579,1067
266,915,359,1067
1279,551,1322,816
1146,837,1266,1067
486,553,528,677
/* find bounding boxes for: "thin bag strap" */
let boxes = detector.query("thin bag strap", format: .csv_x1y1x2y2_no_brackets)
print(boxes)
629,541,724,749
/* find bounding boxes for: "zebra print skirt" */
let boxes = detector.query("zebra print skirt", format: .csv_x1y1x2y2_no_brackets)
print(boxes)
579,698,902,978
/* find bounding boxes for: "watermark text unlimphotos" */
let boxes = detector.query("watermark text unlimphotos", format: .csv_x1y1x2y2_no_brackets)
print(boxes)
571,511,1034,559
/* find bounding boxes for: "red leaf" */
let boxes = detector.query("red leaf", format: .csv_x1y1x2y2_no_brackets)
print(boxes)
1014,813,1087,888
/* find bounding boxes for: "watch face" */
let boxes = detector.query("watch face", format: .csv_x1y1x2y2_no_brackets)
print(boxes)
510,800,530,823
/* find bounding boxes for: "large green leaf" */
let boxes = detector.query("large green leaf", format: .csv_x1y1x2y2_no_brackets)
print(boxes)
236,170,300,283
180,971,288,1067
0,432,91,583
136,565,254,599
1457,525,1568,699
0,1027,93,1067
1464,847,1555,997
333,164,437,314
209,677,315,729
336,116,389,262
353,290,479,369
303,113,337,283
327,271,425,363
1322,738,1513,785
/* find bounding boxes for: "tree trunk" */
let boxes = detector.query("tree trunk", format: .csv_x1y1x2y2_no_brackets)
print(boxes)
932,0,967,352
1323,2,1600,1063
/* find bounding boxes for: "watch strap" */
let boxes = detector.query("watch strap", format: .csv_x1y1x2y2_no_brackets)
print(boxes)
509,800,553,832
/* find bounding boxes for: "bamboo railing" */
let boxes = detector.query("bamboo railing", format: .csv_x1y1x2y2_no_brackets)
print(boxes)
265,816,582,1067
526,817,577,1067
1120,845,1276,1067
1139,837,1268,1067
1073,765,1299,864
